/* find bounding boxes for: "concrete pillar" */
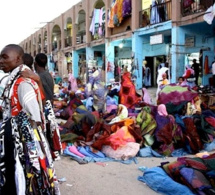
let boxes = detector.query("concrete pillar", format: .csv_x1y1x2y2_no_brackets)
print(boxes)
131,0,141,31
47,23,51,54
132,33,143,89
86,47,94,62
41,28,44,53
171,26,185,83
86,0,91,43
72,50,79,78
35,32,38,54
172,0,181,27
72,7,76,48
105,0,111,38
61,14,65,49
31,35,34,55
105,39,114,84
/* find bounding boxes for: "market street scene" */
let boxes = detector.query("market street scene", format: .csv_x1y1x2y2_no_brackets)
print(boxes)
1,0,215,195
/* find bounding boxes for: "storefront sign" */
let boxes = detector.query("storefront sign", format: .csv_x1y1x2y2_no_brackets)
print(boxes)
150,34,163,45
185,36,195,47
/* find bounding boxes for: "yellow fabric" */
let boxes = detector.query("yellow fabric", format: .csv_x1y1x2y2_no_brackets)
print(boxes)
108,1,116,28
162,79,169,85
34,129,41,141
48,168,54,187
142,0,151,9
117,0,124,24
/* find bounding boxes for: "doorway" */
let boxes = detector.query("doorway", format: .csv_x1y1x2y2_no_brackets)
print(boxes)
145,55,166,87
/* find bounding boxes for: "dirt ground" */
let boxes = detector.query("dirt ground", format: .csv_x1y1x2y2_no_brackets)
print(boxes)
54,155,178,195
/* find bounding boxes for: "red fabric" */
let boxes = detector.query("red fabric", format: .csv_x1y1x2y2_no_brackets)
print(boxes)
39,158,47,170
204,55,209,74
52,130,61,151
183,69,192,79
205,117,215,127
105,126,135,150
11,77,39,116
183,118,203,153
61,142,67,150
119,72,142,108
185,158,208,171
183,0,194,8
40,89,45,101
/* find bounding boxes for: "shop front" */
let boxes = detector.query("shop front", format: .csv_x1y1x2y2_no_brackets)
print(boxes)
105,38,133,85
173,21,215,86
133,22,172,89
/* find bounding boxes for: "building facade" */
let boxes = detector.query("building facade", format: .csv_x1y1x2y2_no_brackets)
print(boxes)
19,0,215,88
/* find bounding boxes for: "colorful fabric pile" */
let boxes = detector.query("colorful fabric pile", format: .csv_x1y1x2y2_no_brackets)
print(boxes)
54,71,215,164
138,152,215,195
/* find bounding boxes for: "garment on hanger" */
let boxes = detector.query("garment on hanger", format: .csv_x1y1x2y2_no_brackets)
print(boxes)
150,0,160,24
89,10,96,35
204,55,209,75
122,0,132,18
108,1,116,28
98,7,106,37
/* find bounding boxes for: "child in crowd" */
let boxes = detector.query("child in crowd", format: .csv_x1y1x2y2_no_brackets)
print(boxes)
159,73,169,87
177,76,186,86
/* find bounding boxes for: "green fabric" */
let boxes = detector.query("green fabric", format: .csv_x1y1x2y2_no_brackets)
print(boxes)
136,106,157,147
61,133,78,143
161,85,190,93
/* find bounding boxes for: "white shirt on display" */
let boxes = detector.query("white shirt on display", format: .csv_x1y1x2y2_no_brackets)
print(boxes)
212,62,215,75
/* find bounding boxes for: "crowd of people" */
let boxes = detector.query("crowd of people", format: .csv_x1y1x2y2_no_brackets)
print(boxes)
0,44,215,195
142,58,202,95
0,44,61,194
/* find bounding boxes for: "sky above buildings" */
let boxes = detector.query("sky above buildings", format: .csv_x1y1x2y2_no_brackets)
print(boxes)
0,0,80,51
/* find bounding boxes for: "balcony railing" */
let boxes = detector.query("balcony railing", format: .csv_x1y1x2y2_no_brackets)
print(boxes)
44,45,47,54
181,0,215,17
140,0,172,28
38,46,41,53
52,42,57,51
65,36,72,47
76,33,86,45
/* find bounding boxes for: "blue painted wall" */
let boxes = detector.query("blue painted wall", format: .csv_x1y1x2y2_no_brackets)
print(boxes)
72,50,79,78
132,33,143,89
105,40,115,83
172,23,215,84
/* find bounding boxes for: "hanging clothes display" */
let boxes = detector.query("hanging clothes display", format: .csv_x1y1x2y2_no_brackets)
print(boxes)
116,0,124,25
113,0,120,26
89,10,96,35
108,0,132,28
98,7,106,37
158,0,167,22
150,0,160,24
183,0,194,8
122,0,132,18
89,9,100,39
108,1,116,28
90,7,106,39
204,55,209,75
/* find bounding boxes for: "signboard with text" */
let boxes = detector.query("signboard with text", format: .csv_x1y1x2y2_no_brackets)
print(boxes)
185,36,195,47
150,34,163,45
